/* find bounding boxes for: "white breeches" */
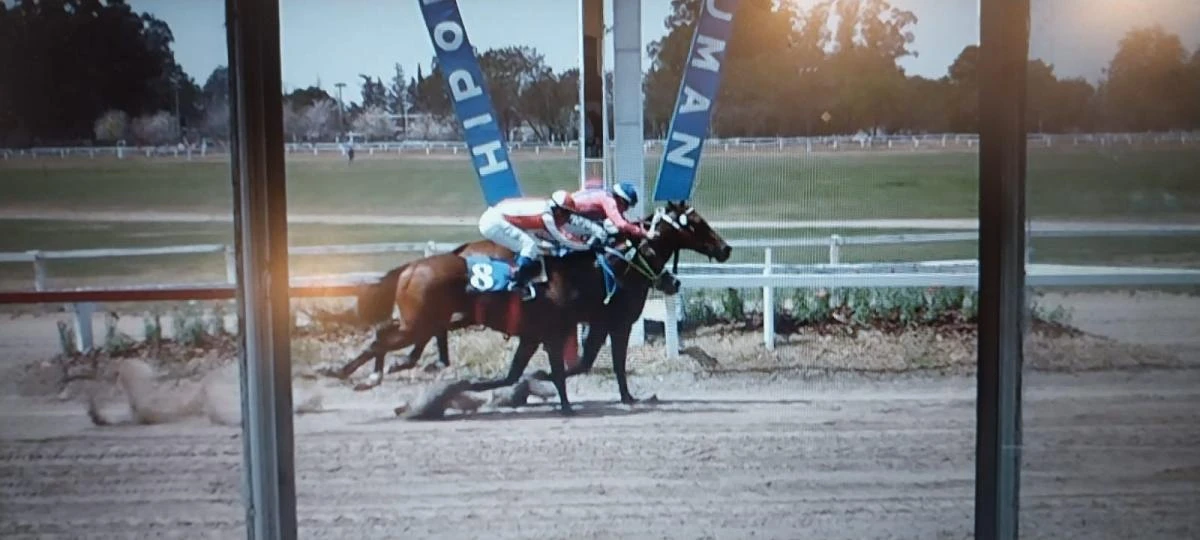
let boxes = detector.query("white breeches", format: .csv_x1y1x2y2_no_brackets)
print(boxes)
478,207,542,260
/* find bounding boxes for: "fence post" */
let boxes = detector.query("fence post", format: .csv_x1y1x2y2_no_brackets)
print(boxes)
72,302,96,352
29,251,47,291
828,235,842,264
628,311,645,346
224,245,238,284
424,240,436,257
762,248,775,350
663,294,680,359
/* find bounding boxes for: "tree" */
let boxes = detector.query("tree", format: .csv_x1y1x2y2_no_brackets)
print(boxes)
644,0,822,136
0,1,198,144
352,105,394,140
131,111,177,145
1189,48,1200,127
945,44,978,132
519,67,578,141
408,59,452,121
204,102,230,140
1102,25,1191,131
282,101,305,142
202,66,230,109
302,99,338,140
823,0,919,134
479,46,554,137
285,86,336,110
358,74,388,110
93,110,129,143
387,63,408,115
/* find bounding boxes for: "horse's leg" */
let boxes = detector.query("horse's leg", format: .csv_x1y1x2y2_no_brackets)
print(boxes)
435,331,451,367
543,330,575,416
330,322,400,379
466,336,539,392
608,322,639,404
533,322,608,380
351,324,418,390
385,337,428,374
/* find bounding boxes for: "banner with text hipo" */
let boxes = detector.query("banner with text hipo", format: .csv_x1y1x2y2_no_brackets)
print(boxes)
419,0,523,206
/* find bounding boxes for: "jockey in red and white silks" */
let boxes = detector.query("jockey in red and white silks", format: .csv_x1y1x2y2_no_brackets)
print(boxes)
477,190,608,299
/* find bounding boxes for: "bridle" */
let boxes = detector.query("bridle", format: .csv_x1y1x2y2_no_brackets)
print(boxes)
601,236,672,291
646,204,699,275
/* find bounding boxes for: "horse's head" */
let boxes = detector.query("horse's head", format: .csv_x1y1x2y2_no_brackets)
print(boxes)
605,232,681,296
646,200,732,262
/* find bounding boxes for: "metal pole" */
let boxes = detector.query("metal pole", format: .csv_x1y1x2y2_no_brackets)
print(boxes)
225,0,297,537
335,82,346,137
611,0,645,216
577,0,586,188
762,248,774,350
976,0,1029,538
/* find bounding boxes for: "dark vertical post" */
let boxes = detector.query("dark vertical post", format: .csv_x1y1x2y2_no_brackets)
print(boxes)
976,0,1030,539
225,0,297,538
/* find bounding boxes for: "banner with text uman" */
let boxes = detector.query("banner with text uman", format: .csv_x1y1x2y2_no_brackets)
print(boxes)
652,0,741,202
419,0,522,206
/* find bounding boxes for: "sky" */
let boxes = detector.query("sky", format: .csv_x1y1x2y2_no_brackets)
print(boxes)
122,0,1200,98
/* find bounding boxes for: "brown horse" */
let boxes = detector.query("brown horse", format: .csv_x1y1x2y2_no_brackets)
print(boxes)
522,201,733,402
365,201,731,403
325,230,680,413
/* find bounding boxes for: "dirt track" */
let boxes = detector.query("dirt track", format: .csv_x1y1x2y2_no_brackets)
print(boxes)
2,371,1198,538
2,292,1200,539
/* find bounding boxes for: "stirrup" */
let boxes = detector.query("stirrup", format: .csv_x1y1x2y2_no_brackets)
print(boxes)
519,283,537,301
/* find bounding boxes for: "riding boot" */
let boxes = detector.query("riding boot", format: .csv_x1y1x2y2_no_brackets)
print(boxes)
510,256,538,301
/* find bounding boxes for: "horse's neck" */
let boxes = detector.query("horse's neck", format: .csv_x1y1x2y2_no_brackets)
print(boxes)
648,235,682,266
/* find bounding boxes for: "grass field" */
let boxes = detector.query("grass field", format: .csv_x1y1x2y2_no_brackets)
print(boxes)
2,145,1197,222
1,144,1197,289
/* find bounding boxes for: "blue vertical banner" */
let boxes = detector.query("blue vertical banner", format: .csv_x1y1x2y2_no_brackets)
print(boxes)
652,0,741,202
418,0,522,206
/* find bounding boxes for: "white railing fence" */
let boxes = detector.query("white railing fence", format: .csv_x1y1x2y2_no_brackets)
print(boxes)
4,131,1198,161
6,225,1200,354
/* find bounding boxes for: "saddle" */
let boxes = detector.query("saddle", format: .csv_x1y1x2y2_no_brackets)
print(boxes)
463,255,548,295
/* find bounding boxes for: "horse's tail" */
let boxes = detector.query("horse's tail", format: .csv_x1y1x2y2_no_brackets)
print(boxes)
355,264,409,326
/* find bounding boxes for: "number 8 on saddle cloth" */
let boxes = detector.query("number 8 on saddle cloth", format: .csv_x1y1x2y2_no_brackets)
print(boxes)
464,255,517,294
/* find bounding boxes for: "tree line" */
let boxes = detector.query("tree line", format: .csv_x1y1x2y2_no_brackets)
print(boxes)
2,0,1198,147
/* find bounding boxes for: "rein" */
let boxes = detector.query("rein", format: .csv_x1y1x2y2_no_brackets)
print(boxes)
647,205,696,275
604,240,665,285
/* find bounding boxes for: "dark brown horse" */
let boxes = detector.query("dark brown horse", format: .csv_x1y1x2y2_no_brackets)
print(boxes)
359,201,731,403
529,201,732,402
325,229,679,413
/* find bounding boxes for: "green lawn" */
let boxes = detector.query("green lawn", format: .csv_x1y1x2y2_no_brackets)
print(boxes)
2,144,1197,289
1,145,1196,221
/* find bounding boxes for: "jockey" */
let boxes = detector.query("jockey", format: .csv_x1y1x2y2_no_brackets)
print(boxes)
477,189,608,300
572,181,656,241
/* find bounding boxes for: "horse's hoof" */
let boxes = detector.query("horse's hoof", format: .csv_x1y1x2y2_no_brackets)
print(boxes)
352,382,378,392
315,367,345,379
620,395,639,405
560,405,577,417
529,369,551,381
386,362,416,374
